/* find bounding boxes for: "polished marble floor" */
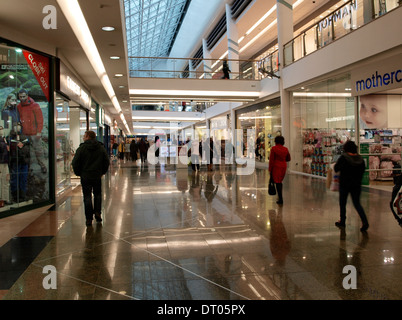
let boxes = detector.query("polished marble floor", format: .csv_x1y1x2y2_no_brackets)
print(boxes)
1,159,402,300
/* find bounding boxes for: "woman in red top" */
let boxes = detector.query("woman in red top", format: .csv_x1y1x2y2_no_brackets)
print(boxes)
269,136,291,204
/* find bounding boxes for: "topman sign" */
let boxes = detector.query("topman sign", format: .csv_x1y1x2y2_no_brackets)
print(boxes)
318,1,358,32
351,53,402,96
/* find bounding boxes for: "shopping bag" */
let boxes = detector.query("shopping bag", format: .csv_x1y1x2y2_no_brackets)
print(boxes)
329,163,339,192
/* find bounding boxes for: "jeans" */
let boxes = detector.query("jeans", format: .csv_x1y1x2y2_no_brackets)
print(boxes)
339,185,368,225
81,177,102,220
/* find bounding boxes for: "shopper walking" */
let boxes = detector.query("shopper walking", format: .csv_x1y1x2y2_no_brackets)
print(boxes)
334,140,369,232
72,131,110,226
268,136,291,204
130,139,138,162
222,59,231,79
139,137,148,162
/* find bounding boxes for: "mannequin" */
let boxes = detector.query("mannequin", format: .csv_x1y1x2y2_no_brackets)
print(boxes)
8,122,30,202
0,126,10,205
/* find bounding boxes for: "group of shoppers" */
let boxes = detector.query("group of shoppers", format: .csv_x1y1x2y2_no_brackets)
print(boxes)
74,129,369,232
114,138,149,162
269,136,369,232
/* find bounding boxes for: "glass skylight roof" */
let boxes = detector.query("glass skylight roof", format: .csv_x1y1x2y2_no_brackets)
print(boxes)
124,0,190,71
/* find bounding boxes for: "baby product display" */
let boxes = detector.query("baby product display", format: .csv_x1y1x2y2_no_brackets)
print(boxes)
302,129,350,177
360,129,402,181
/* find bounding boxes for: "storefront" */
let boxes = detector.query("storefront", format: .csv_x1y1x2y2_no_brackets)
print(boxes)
352,53,402,187
236,97,281,163
210,115,232,163
56,60,91,192
289,73,355,177
0,39,55,217
289,51,402,188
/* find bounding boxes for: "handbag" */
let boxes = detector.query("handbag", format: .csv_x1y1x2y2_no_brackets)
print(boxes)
268,177,276,195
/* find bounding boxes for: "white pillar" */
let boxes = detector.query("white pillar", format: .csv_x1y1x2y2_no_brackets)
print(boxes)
230,104,236,164
202,39,212,79
225,3,240,78
276,0,293,143
188,59,196,78
70,108,81,152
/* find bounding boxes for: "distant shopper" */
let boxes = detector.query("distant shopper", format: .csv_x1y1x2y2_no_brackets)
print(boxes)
72,130,110,226
334,140,369,232
112,142,118,157
155,136,160,158
118,141,125,160
130,139,138,161
268,136,291,205
139,137,148,162
222,60,231,79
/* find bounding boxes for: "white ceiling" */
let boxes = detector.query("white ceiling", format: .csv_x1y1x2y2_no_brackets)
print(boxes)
0,0,342,133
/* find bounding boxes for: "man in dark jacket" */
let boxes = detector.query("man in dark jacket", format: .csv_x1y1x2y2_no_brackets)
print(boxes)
334,140,369,232
72,131,110,226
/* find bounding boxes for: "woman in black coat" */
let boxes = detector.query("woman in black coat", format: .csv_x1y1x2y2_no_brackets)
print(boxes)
334,140,369,232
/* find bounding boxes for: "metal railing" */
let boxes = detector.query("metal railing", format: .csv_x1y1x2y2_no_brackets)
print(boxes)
256,49,279,79
283,0,401,66
128,56,266,80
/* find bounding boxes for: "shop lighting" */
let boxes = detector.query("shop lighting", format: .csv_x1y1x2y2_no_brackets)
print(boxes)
239,5,277,44
56,0,123,115
129,89,259,98
132,116,203,121
239,116,273,120
240,19,277,53
293,92,352,97
293,0,304,8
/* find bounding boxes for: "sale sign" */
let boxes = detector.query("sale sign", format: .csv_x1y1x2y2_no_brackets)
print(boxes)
23,50,50,101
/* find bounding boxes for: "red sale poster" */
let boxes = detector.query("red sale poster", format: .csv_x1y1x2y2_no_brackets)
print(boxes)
22,50,50,101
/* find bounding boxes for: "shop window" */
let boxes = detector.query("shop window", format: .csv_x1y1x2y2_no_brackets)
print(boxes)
290,74,355,177
0,44,51,214
359,94,402,186
55,96,72,195
237,103,281,163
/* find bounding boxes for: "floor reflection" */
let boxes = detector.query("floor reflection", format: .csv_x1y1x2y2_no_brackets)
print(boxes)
2,160,402,300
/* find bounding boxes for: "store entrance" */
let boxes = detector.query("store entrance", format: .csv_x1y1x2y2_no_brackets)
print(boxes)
358,91,402,189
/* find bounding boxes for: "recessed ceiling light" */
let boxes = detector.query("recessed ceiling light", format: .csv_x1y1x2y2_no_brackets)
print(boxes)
114,73,123,77
119,85,125,88
102,26,115,31
122,100,127,103
110,56,120,60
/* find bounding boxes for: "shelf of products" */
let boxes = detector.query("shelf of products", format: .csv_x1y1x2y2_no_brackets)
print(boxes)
302,129,351,177
360,129,402,182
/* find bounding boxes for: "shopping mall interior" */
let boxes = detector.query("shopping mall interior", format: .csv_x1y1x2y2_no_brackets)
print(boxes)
0,0,401,304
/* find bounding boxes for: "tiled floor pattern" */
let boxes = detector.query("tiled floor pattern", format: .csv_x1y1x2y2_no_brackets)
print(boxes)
1,160,402,300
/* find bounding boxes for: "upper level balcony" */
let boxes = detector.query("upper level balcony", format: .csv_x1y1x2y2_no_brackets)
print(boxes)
128,56,280,103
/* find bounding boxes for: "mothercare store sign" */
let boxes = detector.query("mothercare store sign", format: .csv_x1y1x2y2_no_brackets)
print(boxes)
58,61,91,110
351,53,402,96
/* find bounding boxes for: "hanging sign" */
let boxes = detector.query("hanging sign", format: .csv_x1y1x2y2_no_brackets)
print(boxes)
23,50,50,101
